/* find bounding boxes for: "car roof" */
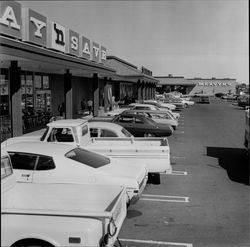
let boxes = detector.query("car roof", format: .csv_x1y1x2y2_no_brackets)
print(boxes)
129,103,156,108
124,109,170,114
89,121,124,131
47,119,87,127
2,142,75,156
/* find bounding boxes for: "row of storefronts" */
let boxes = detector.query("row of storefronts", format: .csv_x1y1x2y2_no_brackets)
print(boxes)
0,1,157,141
0,1,240,142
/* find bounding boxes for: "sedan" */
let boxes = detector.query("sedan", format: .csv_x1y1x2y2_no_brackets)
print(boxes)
89,121,134,138
111,113,174,137
4,142,148,204
123,109,178,130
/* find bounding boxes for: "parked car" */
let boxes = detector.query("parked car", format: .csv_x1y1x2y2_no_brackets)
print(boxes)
129,103,180,119
4,141,148,204
110,112,174,137
162,98,185,110
2,119,172,184
1,149,127,247
143,100,176,111
198,95,210,104
89,121,134,138
122,109,178,130
237,94,249,108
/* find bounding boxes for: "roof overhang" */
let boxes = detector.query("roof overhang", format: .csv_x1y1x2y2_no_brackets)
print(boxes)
0,36,116,78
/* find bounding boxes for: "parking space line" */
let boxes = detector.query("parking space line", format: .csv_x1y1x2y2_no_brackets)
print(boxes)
120,238,193,247
141,194,189,203
169,171,188,175
172,156,186,159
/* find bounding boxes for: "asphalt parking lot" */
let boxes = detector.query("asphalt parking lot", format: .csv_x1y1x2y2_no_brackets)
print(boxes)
118,98,249,247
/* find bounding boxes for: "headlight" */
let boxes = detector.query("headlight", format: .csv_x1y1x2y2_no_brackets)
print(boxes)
108,218,117,237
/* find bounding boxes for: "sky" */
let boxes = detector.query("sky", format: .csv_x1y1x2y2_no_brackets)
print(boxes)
20,0,249,84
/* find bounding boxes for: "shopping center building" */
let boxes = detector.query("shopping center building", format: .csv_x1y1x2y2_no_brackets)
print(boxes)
0,1,157,141
156,74,237,95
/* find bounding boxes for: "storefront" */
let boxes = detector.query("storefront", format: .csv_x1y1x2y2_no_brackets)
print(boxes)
106,56,158,105
156,75,237,95
0,1,116,141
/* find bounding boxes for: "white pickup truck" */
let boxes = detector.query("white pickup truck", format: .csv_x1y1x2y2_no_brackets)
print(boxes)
2,119,172,184
1,149,127,247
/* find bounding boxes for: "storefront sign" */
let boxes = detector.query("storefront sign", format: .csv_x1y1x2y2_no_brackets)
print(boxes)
141,66,152,76
101,46,107,63
198,82,232,86
82,36,91,60
0,1,107,63
22,8,47,47
92,42,100,63
68,29,80,56
0,1,22,39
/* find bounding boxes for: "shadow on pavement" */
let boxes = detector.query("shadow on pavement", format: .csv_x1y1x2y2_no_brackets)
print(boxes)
207,147,249,185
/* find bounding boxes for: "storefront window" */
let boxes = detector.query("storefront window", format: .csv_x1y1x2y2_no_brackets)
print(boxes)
0,69,11,142
34,75,42,89
21,72,51,133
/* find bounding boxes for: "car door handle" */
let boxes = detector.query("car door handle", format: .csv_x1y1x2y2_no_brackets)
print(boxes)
21,174,30,177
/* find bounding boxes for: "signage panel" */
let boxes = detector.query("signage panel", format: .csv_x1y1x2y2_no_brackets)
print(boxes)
47,20,67,52
81,36,91,60
0,1,22,39
67,29,80,56
0,1,108,64
101,46,107,63
22,8,47,47
198,82,232,86
92,42,100,63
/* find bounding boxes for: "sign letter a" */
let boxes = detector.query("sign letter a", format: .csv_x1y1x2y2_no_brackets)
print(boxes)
0,6,20,30
83,42,90,54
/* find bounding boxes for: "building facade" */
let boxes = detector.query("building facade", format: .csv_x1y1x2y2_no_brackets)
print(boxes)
0,1,157,142
156,74,237,95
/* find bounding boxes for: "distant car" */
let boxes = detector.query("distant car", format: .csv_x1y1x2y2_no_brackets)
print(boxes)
111,113,174,137
123,109,178,130
129,103,180,119
237,94,249,107
221,94,237,100
162,98,185,110
180,98,195,107
89,121,134,138
143,100,176,111
5,142,148,204
198,96,210,104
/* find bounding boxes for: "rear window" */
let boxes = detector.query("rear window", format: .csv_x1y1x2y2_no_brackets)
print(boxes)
65,148,110,168
121,128,133,137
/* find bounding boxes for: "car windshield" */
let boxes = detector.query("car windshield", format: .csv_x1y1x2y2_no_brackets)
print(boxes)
40,127,49,141
65,148,110,168
121,128,133,137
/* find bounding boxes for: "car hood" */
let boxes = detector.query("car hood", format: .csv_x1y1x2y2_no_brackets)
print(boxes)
99,158,147,184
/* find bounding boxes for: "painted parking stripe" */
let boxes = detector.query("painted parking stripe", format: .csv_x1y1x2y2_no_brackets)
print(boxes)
169,171,188,175
141,194,189,203
172,156,186,159
120,238,193,247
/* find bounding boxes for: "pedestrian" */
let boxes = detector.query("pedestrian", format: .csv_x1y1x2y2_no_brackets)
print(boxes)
58,102,64,116
81,98,86,111
87,99,93,114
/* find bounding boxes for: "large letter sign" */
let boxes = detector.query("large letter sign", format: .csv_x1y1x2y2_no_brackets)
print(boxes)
0,1,22,39
81,36,91,60
22,8,47,47
47,20,67,52
92,42,100,63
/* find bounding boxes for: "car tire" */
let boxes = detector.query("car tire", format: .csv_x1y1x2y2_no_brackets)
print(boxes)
147,173,161,185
